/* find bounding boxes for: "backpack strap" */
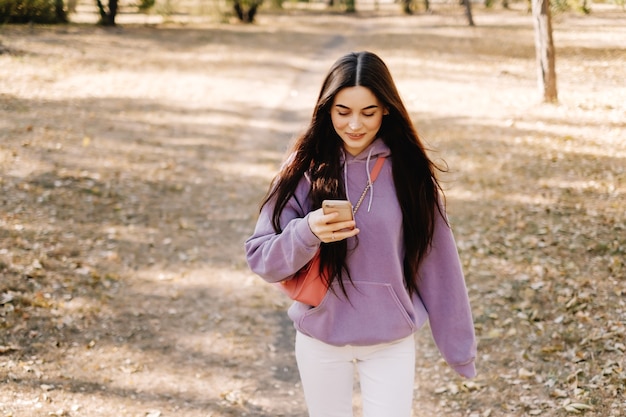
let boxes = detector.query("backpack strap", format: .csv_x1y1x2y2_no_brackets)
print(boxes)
370,156,386,182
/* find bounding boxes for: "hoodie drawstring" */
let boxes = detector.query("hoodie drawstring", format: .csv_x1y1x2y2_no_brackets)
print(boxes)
365,148,374,212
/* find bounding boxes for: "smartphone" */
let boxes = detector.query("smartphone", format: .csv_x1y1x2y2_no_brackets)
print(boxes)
322,200,354,222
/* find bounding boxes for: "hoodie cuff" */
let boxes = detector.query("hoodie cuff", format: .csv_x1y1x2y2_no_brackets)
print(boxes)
296,213,322,248
453,361,476,379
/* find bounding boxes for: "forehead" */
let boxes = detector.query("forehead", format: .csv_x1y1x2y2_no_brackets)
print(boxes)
333,86,380,108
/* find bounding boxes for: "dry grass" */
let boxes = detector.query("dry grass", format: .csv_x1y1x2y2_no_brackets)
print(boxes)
1,4,625,416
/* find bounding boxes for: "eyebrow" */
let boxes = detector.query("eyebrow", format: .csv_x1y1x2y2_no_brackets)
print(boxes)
335,104,379,110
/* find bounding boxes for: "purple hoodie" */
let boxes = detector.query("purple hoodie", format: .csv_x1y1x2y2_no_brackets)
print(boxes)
245,139,477,378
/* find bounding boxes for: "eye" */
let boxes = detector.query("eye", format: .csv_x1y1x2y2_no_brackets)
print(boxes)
337,111,350,116
363,112,376,117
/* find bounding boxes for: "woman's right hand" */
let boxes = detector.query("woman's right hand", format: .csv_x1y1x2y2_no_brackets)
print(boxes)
307,208,359,243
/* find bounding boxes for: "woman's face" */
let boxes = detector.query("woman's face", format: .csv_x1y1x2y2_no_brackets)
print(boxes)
330,86,387,156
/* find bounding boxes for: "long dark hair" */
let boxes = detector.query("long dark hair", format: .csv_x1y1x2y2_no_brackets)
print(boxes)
261,51,445,298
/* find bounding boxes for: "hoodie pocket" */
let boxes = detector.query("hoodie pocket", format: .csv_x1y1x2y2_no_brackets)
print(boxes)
296,281,416,346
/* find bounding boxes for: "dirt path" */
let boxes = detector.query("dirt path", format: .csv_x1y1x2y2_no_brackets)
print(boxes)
1,6,625,417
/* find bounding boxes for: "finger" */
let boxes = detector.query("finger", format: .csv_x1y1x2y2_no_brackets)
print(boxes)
329,220,356,231
339,227,359,239
321,211,340,224
323,221,354,237
325,227,359,243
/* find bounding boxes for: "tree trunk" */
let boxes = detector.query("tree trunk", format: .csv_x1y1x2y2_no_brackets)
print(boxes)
402,0,412,14
233,1,245,20
54,0,68,22
108,0,117,22
247,2,259,22
463,0,475,26
96,0,118,26
532,0,558,102
233,0,262,23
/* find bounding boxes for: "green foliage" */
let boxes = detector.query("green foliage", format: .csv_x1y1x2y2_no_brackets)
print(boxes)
551,0,591,14
137,0,156,12
138,0,155,11
551,0,569,13
0,0,67,23
153,0,175,17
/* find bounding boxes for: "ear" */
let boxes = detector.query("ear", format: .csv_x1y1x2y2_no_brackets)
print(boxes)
383,108,390,116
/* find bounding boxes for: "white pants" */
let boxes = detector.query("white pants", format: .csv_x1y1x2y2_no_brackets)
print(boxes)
295,331,416,417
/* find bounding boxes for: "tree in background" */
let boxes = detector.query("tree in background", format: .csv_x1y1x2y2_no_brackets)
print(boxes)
401,0,473,26
96,0,118,25
532,0,558,102
53,0,66,20
0,0,67,23
233,0,263,22
462,0,475,26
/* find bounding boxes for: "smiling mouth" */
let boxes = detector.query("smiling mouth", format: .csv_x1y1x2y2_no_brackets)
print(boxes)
347,133,365,140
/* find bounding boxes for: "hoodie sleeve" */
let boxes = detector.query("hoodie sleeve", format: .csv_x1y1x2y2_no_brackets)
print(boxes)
416,208,477,379
245,180,321,283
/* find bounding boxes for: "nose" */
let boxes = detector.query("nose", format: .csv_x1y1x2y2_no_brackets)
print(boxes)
348,117,362,131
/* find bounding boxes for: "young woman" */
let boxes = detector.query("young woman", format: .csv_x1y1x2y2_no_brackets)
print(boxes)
245,51,476,417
